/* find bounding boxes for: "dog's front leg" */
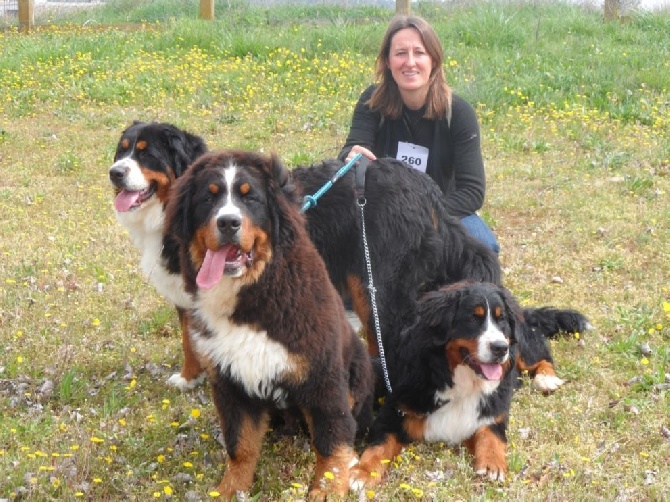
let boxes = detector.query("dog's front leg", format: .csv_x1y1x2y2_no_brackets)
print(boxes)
167,307,206,390
211,382,269,500
349,403,410,489
463,422,507,481
303,399,358,498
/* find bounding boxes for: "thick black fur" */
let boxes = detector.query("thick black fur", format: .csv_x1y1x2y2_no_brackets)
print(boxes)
164,150,374,498
350,281,521,485
292,159,590,390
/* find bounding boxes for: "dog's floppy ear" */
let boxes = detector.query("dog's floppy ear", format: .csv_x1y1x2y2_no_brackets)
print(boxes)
164,159,198,247
416,284,464,345
163,125,208,177
267,153,298,204
270,153,290,187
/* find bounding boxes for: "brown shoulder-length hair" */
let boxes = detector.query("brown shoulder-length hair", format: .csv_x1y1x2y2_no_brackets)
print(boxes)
367,15,452,122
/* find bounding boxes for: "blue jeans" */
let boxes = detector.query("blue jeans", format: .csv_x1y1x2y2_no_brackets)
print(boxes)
459,214,500,255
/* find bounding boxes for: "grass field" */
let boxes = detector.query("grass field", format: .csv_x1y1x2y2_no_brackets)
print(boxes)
1,1,669,500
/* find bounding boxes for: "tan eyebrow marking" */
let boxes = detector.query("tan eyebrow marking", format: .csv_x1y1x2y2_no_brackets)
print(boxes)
494,306,503,318
474,305,486,318
239,183,251,195
121,139,130,149
136,140,147,150
209,183,219,194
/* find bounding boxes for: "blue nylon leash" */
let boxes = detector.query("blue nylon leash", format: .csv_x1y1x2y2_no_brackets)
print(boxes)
300,153,362,213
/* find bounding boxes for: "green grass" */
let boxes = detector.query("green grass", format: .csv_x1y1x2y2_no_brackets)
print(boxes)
1,1,669,500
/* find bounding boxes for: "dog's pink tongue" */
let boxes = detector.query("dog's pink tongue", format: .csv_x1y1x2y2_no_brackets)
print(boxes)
114,190,141,212
196,246,232,290
481,363,503,381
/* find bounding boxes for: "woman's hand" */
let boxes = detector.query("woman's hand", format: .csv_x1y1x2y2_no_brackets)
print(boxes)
346,145,377,162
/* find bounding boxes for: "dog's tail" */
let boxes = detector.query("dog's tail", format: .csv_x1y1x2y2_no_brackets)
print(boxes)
523,307,592,338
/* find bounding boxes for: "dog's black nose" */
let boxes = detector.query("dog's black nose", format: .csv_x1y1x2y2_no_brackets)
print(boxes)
109,165,127,183
489,340,509,359
217,214,242,240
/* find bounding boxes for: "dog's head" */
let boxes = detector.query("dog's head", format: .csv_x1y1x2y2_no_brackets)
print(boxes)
417,281,522,383
109,121,207,213
165,149,297,292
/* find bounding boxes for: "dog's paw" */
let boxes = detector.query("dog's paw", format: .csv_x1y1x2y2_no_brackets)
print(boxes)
167,372,205,391
532,373,565,393
307,488,327,501
349,465,382,491
475,465,506,482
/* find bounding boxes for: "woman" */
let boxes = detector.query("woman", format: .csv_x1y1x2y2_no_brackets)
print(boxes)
339,15,499,254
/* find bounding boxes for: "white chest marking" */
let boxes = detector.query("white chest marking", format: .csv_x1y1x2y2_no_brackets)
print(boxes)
194,280,294,405
423,365,500,444
114,199,192,309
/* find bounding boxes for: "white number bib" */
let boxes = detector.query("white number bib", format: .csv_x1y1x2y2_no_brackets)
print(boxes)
396,141,429,173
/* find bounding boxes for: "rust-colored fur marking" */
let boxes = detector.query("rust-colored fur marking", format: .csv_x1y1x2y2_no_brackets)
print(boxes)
177,309,203,382
347,274,371,351
215,414,270,500
516,355,557,377
311,445,357,497
141,168,172,204
462,425,507,479
445,338,479,370
351,435,405,487
400,409,428,442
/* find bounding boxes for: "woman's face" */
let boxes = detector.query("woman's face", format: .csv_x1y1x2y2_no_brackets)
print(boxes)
387,27,434,106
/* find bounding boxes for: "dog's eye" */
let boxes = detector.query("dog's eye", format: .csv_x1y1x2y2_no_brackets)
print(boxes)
473,305,486,319
239,183,251,197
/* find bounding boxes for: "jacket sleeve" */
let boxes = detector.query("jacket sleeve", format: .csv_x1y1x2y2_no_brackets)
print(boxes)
443,95,486,217
338,85,380,161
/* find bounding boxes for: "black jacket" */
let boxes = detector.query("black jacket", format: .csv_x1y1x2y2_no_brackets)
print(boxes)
339,84,486,218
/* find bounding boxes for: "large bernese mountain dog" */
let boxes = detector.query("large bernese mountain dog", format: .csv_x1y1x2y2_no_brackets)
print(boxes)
350,281,539,488
290,159,589,393
108,121,208,390
163,149,374,499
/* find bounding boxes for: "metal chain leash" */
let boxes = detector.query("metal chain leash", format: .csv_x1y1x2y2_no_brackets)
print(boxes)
358,198,393,395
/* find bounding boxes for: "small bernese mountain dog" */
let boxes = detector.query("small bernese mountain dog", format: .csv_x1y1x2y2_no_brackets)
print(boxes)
163,149,374,499
350,281,538,488
109,121,208,390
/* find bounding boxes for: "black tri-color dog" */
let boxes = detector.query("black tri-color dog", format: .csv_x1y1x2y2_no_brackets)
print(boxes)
109,121,208,390
164,149,374,500
350,281,551,487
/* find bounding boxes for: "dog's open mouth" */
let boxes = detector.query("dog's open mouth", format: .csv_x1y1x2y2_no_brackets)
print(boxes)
114,186,156,212
196,244,254,289
461,348,503,381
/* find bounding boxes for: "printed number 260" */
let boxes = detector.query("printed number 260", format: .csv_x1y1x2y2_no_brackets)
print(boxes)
401,156,422,167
